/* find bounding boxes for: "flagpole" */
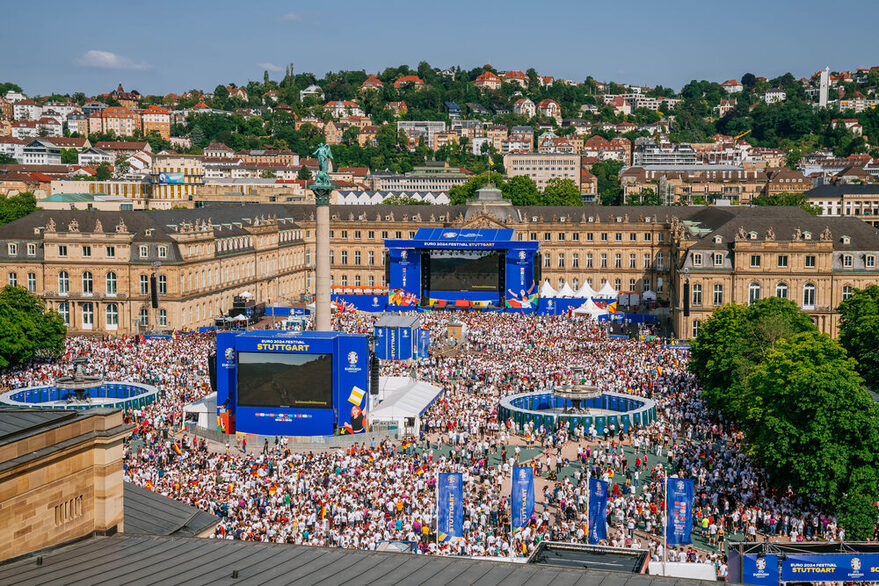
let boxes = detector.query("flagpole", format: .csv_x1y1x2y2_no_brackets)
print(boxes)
435,473,439,551
585,470,590,544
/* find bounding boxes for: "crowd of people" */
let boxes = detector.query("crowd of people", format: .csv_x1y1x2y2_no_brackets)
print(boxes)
0,310,862,579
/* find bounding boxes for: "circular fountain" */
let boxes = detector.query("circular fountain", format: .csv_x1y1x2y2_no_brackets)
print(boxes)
0,358,159,411
498,366,657,432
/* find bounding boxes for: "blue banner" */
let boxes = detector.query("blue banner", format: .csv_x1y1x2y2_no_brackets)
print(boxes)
511,467,534,530
437,472,463,543
666,477,694,546
742,554,779,585
588,477,608,544
781,553,879,583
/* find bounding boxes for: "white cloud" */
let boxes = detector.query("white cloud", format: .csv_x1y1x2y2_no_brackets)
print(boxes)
258,62,285,73
75,50,151,71
280,12,301,21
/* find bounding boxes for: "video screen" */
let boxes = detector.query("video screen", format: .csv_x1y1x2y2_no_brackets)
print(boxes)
237,352,333,409
429,250,499,292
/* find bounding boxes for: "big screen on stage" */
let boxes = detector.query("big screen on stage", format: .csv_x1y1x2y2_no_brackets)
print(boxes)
429,250,499,292
236,352,333,409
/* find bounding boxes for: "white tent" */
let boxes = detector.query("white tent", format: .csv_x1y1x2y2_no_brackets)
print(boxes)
539,280,557,298
239,291,254,298
575,281,598,298
370,377,444,436
572,298,608,319
557,282,576,298
642,290,657,301
597,282,618,298
231,314,247,321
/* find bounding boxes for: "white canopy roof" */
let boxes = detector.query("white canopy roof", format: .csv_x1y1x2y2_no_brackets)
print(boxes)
239,291,253,298
557,282,576,298
642,290,657,300
597,282,618,298
371,377,444,420
539,280,557,298
575,282,598,298
231,314,247,321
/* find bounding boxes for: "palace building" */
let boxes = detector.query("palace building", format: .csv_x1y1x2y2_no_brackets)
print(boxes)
0,199,876,338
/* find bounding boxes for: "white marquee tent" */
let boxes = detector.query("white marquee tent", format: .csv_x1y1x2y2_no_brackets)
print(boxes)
597,282,618,298
572,298,609,319
557,282,576,298
539,280,557,298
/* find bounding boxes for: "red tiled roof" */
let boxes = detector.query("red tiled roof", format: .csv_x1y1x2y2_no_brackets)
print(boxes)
394,75,424,88
95,141,148,151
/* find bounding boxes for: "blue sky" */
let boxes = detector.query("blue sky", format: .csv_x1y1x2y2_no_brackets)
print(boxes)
5,0,878,96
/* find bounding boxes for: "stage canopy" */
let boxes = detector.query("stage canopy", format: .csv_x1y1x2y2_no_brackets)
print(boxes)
371,377,444,435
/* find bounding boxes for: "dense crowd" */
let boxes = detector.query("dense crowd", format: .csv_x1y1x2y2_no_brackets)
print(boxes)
0,311,858,578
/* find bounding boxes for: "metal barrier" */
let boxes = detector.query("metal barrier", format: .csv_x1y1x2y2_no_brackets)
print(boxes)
183,421,399,449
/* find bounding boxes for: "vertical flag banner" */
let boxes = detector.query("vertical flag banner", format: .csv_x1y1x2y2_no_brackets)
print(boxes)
437,472,463,543
588,477,609,544
511,467,535,530
666,477,694,546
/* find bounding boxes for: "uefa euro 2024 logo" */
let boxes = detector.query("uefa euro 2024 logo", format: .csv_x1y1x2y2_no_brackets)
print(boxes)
401,250,408,260
518,250,527,260
347,351,358,366
225,348,234,361
443,232,457,238
755,558,767,571
677,480,685,491
518,469,527,481
852,558,861,572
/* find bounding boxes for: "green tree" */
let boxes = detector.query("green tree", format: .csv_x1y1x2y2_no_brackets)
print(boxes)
0,286,66,368
690,298,816,419
503,175,541,206
0,153,16,164
382,194,429,205
591,160,624,205
837,285,879,388
542,178,581,206
297,165,313,180
448,173,505,204
0,191,38,226
743,331,879,537
60,148,78,164
95,162,112,181
751,192,820,216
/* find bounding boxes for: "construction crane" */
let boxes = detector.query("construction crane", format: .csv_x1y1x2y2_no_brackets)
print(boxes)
733,129,752,140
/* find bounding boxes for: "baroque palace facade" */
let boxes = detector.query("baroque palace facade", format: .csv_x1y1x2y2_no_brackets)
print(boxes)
0,199,877,337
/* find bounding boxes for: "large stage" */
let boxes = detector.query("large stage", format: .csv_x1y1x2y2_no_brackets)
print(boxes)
385,228,540,308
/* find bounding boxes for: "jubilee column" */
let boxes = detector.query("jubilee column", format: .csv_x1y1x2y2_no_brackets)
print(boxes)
310,143,334,332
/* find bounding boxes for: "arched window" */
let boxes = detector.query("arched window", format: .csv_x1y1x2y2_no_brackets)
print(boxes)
803,283,816,309
58,302,69,325
58,271,69,294
748,282,761,304
106,303,118,326
106,272,117,295
775,282,788,299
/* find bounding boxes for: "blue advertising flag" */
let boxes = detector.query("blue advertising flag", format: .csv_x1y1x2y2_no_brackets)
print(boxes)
437,472,463,543
511,467,534,530
588,477,608,544
666,477,694,546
